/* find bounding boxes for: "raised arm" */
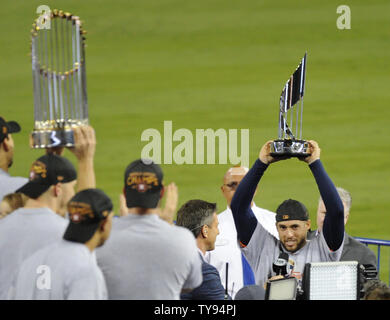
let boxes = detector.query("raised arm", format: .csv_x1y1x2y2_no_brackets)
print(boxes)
230,159,267,246
303,141,344,251
68,125,96,191
230,140,285,246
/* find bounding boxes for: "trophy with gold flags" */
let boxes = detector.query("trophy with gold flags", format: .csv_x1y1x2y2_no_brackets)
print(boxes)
270,53,310,158
30,8,88,148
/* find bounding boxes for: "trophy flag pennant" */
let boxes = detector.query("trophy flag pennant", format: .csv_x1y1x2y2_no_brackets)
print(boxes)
279,53,306,113
272,53,309,158
278,53,307,140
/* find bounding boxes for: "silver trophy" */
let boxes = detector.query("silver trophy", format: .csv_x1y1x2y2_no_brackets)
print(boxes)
30,9,88,148
270,53,309,158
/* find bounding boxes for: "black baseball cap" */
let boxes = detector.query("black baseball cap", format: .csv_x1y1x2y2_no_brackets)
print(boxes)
275,199,309,222
64,188,113,243
0,117,21,143
124,159,163,209
16,154,77,199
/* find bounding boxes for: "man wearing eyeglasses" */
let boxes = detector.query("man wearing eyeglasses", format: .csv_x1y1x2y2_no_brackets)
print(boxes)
207,166,278,299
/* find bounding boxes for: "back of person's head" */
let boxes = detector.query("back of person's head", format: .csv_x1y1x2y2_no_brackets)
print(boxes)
363,279,390,300
235,285,265,300
16,153,77,199
176,199,217,238
319,187,352,212
336,187,352,212
124,159,163,210
64,188,113,245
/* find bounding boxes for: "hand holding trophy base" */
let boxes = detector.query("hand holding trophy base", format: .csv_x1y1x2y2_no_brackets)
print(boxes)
270,139,310,158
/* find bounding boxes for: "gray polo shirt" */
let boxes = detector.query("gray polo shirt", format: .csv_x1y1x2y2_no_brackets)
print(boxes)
242,222,344,288
0,169,27,202
97,213,202,300
0,207,67,299
9,240,107,300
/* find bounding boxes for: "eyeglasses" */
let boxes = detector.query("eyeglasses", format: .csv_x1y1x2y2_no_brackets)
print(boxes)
223,181,239,190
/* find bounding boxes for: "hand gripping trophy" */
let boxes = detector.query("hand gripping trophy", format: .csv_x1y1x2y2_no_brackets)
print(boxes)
270,53,310,158
30,9,88,148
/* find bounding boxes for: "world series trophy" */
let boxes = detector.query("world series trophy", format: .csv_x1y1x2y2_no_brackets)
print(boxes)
270,53,309,158
30,9,88,148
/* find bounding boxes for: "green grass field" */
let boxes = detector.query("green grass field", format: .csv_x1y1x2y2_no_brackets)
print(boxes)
1,0,389,284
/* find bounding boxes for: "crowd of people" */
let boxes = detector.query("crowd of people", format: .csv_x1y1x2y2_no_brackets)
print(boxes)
0,116,389,300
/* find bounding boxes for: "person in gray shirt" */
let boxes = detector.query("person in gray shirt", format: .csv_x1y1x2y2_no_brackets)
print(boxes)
0,116,27,202
0,126,97,299
230,140,345,290
97,159,202,299
308,187,377,269
0,153,77,299
9,188,114,300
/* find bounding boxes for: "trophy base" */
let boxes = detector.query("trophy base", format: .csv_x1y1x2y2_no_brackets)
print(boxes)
270,139,310,158
31,129,74,148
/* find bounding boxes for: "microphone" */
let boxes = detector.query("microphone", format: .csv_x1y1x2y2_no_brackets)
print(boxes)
224,262,229,300
273,252,289,276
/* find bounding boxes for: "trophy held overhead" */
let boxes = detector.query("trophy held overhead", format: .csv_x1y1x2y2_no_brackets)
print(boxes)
270,53,310,158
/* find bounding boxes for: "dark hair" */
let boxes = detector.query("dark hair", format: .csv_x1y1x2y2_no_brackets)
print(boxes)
363,280,390,300
176,200,217,238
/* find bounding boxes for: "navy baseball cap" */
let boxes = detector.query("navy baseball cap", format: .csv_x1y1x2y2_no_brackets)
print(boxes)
0,117,21,143
16,154,77,199
124,159,163,209
64,188,113,243
275,199,309,222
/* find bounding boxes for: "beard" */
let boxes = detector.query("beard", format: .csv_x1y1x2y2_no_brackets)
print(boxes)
283,237,307,253
8,159,13,168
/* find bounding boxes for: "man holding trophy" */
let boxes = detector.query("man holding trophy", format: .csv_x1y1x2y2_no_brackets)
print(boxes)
230,54,346,292
231,140,345,291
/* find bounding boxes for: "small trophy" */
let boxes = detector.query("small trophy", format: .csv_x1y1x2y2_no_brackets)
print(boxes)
270,53,309,158
30,9,88,148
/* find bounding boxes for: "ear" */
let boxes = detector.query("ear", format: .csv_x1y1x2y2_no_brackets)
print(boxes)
100,218,108,232
344,212,349,224
53,183,62,197
305,219,311,231
159,185,165,199
2,137,10,152
201,225,208,238
100,212,113,232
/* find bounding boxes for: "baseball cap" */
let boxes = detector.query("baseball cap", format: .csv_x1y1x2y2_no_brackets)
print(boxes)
63,188,113,243
16,154,77,199
0,117,21,143
275,199,309,222
124,158,163,209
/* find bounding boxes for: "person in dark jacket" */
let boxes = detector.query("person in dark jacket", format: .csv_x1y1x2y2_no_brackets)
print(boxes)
177,199,229,300
309,187,377,269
